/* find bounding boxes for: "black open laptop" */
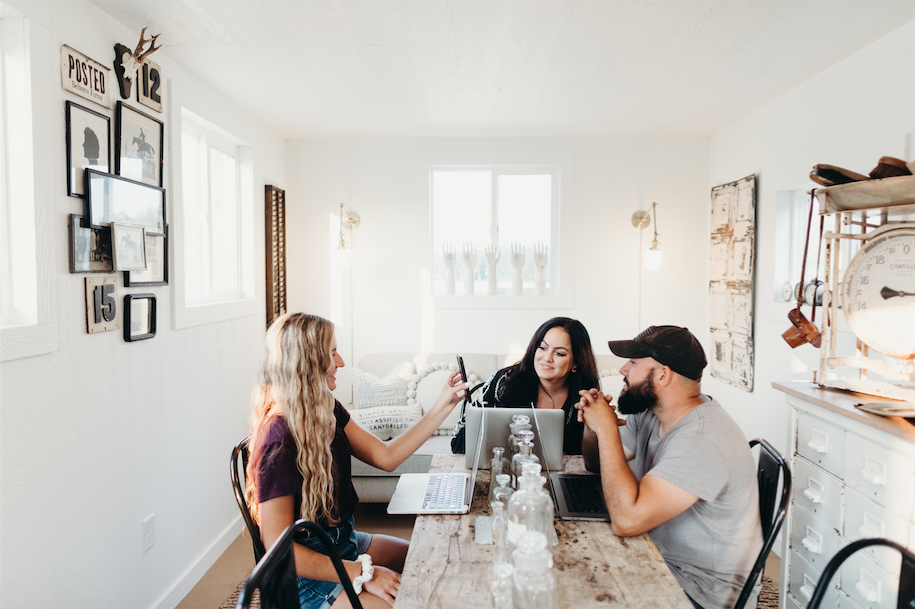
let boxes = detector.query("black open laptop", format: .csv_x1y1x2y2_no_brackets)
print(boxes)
530,406,611,522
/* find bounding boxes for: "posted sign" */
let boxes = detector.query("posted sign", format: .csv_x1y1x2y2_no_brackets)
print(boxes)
61,45,110,108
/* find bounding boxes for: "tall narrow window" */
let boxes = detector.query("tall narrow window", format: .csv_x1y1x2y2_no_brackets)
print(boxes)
181,112,245,305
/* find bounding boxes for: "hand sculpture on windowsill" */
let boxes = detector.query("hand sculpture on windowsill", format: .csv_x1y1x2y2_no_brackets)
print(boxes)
462,243,477,296
533,242,548,296
511,243,525,295
485,244,500,295
442,244,456,295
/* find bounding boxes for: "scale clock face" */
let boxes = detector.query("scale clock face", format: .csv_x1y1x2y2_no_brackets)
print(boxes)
841,227,915,358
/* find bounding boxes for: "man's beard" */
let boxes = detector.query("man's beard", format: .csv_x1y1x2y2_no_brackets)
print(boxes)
617,375,658,415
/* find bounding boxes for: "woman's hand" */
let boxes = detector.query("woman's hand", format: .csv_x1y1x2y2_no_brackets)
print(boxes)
431,371,470,413
363,565,401,604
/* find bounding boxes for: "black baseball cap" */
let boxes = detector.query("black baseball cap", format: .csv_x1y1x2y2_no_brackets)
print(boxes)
608,325,707,381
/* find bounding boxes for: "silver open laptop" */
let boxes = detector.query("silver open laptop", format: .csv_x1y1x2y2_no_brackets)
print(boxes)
386,406,485,515
529,406,611,522
463,406,564,470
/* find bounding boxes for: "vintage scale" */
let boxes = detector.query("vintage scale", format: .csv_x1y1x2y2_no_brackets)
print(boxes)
814,175,915,413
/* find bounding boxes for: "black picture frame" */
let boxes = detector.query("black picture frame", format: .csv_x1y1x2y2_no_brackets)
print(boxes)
115,101,164,187
85,168,166,235
124,293,157,342
125,226,168,286
68,214,113,273
66,101,111,197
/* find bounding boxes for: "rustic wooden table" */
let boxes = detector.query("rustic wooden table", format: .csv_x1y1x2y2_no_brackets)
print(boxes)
393,454,693,609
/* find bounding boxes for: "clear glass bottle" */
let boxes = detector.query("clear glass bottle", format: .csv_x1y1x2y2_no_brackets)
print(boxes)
490,562,513,609
510,430,539,489
506,463,552,557
508,415,531,465
488,447,510,505
492,473,513,508
511,531,557,609
491,500,509,569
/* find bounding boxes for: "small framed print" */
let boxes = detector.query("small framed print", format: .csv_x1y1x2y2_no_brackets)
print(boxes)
111,223,147,271
68,214,113,273
124,293,156,342
115,101,163,187
66,101,110,197
86,169,165,234
125,227,168,286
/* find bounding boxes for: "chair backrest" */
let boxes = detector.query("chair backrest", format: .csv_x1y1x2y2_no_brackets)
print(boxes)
231,435,267,562
733,438,792,609
806,538,915,609
236,519,364,609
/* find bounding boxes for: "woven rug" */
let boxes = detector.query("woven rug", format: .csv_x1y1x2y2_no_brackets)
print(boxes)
221,575,779,609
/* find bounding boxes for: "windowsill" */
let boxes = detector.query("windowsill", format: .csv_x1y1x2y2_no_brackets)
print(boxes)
1,322,59,362
173,298,257,329
433,293,572,309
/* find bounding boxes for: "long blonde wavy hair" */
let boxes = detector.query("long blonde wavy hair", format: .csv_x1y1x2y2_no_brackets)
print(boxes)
245,313,340,526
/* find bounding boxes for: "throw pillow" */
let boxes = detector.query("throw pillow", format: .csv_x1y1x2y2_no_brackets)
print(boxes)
349,404,423,440
599,369,625,398
351,362,415,409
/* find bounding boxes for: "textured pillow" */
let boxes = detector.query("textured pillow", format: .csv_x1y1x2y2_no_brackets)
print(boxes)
407,362,480,435
349,404,423,440
351,362,415,409
599,369,625,399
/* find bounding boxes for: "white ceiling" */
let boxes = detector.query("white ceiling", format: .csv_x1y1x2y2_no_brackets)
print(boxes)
90,0,915,139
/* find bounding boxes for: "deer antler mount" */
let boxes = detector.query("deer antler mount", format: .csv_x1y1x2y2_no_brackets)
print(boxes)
113,27,162,100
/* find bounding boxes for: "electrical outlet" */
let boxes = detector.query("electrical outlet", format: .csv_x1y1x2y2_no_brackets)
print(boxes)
141,514,156,553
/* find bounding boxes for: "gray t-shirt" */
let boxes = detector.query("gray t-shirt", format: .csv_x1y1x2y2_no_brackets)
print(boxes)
620,397,762,609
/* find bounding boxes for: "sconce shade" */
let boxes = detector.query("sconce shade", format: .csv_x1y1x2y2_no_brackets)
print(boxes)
644,248,663,271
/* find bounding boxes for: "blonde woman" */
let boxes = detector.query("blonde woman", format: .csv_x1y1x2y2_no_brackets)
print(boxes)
246,313,468,608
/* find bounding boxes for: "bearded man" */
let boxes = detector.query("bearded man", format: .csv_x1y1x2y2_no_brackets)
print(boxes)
577,325,762,609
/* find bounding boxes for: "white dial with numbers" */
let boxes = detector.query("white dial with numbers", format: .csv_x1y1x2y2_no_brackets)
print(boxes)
841,227,915,359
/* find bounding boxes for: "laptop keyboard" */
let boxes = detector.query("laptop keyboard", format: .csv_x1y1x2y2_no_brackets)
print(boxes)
423,474,465,510
561,477,608,514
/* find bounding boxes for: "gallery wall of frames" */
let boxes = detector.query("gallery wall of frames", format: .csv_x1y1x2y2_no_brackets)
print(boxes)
62,41,166,342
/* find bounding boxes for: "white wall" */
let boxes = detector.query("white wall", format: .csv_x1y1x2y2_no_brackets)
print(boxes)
706,21,915,459
285,137,711,404
0,1,285,607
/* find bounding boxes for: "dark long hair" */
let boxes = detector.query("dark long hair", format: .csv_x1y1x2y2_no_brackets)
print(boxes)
500,317,600,410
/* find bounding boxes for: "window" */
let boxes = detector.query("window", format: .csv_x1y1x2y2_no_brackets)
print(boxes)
430,165,560,296
0,9,37,329
179,109,253,313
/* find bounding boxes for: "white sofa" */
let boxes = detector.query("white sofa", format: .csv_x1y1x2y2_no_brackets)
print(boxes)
347,352,626,502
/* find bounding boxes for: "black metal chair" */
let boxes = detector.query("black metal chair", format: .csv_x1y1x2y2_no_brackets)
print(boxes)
231,435,267,562
733,438,792,609
805,538,915,609
236,519,364,609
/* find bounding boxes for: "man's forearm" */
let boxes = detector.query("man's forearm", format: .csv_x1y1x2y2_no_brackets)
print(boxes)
596,429,641,535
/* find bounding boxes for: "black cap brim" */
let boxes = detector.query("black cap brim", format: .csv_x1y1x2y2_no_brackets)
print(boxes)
607,339,651,359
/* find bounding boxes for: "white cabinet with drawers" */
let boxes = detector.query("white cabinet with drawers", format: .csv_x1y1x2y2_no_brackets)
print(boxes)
774,382,915,609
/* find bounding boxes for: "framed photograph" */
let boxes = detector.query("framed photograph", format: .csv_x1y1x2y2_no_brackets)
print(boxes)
68,214,113,273
115,101,163,187
86,168,166,234
111,223,147,271
66,101,110,197
125,227,168,286
124,293,157,342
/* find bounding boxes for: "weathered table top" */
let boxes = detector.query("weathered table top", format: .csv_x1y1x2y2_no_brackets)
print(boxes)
393,454,693,609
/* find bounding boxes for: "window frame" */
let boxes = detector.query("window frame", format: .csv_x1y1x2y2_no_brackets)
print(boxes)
418,147,574,310
171,106,255,330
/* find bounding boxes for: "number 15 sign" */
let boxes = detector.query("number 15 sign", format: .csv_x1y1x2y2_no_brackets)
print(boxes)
85,277,119,333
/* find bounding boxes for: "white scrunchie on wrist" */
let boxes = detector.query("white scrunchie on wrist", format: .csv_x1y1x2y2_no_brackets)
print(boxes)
351,554,374,595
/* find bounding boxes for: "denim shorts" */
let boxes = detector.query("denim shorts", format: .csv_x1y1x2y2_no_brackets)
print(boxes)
296,516,373,609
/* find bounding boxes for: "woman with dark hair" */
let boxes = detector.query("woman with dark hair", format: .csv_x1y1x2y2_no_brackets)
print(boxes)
451,317,600,457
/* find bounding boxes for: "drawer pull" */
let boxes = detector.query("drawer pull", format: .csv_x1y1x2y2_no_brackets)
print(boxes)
801,536,821,554
807,439,827,453
860,467,885,485
798,583,814,601
855,579,879,602
803,487,823,504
